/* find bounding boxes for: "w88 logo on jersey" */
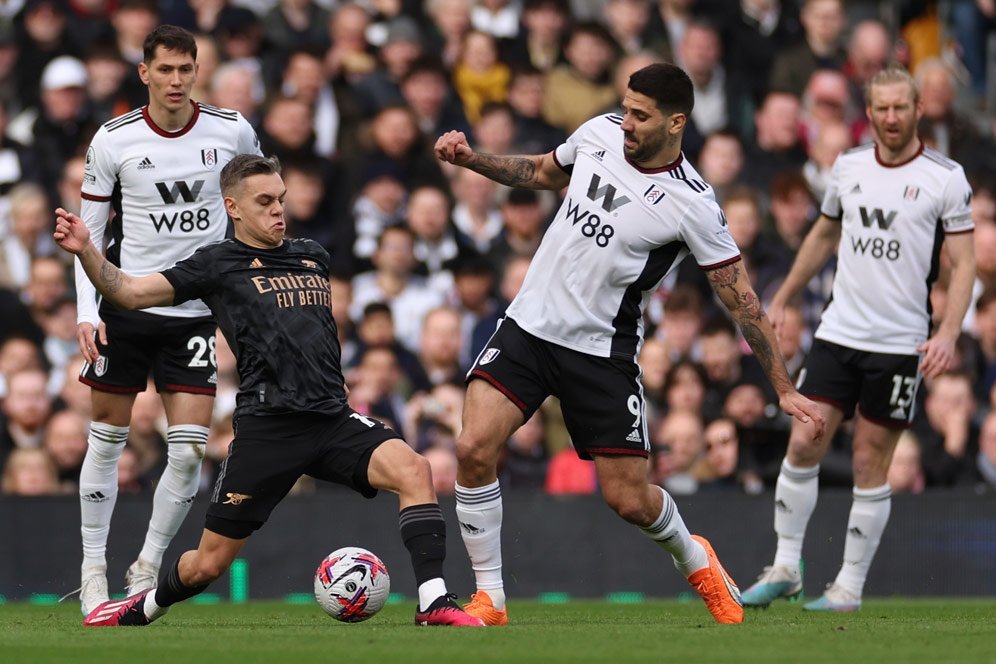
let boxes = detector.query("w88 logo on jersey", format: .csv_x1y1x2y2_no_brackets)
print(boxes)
564,198,615,247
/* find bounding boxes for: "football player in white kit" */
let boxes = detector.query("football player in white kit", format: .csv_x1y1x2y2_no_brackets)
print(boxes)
73,25,261,614
435,63,825,625
741,65,975,611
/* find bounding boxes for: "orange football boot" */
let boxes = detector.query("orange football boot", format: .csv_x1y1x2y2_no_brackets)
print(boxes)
463,591,508,626
686,535,745,624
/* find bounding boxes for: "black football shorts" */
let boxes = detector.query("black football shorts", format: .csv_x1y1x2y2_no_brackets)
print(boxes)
468,317,651,460
205,409,399,537
797,338,921,428
79,308,217,395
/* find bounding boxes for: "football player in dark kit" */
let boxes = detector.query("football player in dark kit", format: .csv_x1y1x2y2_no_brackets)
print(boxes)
55,154,483,628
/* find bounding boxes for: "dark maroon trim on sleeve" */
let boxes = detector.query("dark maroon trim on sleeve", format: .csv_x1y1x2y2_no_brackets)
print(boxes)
552,149,571,174
699,255,742,271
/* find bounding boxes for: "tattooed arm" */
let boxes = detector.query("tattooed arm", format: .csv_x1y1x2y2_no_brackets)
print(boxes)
707,260,826,437
53,207,175,310
434,130,570,190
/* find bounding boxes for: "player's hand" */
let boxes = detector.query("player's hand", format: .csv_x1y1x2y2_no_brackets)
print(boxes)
780,391,826,441
77,321,107,363
53,207,91,255
434,130,474,166
917,332,957,379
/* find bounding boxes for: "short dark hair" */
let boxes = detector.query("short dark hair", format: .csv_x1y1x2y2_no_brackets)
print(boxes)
220,154,281,196
628,63,694,117
143,24,197,63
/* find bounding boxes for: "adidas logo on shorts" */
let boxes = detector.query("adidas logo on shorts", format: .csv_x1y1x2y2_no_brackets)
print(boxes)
626,429,642,443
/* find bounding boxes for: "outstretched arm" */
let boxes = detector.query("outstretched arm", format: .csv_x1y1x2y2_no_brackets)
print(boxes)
53,207,175,311
707,259,826,439
434,130,570,190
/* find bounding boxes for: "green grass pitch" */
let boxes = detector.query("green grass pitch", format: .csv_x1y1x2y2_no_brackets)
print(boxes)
2,599,994,663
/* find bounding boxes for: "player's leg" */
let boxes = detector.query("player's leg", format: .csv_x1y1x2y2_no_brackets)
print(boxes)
805,418,899,611
364,437,483,626
593,455,742,624
78,389,136,614
128,320,216,594
743,342,850,607
454,378,526,623
83,528,248,627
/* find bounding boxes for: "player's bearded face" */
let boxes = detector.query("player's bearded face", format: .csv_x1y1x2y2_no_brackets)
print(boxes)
620,91,680,164
868,81,921,152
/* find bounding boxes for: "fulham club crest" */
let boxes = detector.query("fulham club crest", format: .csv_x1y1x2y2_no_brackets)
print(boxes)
480,349,500,365
201,148,218,170
903,185,920,201
94,355,108,377
643,184,665,205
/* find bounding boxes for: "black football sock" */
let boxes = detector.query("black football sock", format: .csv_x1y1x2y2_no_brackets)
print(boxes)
399,503,447,587
154,557,209,607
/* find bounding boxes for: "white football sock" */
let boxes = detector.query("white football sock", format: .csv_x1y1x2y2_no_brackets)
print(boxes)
138,426,207,567
418,578,448,610
143,589,170,621
833,484,891,597
773,459,819,569
640,486,708,577
455,480,505,609
80,423,129,569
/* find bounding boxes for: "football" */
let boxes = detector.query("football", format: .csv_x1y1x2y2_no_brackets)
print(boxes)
313,547,391,622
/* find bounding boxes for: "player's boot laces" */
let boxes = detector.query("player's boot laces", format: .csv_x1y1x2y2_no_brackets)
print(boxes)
416,593,485,627
463,590,508,626
803,583,861,612
741,564,803,608
64,565,109,616
125,559,160,597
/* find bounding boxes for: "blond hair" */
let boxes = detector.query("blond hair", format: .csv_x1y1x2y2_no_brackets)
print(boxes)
865,64,920,106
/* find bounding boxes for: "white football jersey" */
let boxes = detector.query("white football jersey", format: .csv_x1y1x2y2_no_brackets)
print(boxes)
816,143,974,354
505,113,741,360
81,102,261,318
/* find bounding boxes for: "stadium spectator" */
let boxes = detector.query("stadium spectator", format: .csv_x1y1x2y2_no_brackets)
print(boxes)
640,0,695,64
405,184,467,287
769,0,847,97
916,58,994,173
209,61,264,125
486,188,546,271
350,167,408,269
18,0,84,111
967,287,996,403
83,39,132,126
1,447,59,496
697,417,743,492
43,408,88,491
472,0,520,40
0,368,53,466
353,16,426,116
351,225,445,352
350,103,446,197
0,100,43,218
350,346,408,432
281,159,335,252
799,69,862,150
451,167,503,254
453,30,510,125
57,355,91,419
472,101,517,155
766,171,817,259
802,119,852,203
542,22,618,133
424,0,474,69
604,0,652,55
417,306,465,387
280,48,344,160
450,255,499,366
116,445,146,494
678,20,731,156
652,410,705,495
349,302,430,391
324,2,376,83
651,284,706,361
260,95,318,163
696,129,744,205
405,383,465,452
501,0,569,72
500,409,548,489
722,185,790,298
0,24,23,115
110,0,160,103
400,56,472,139
423,444,458,496
887,430,925,494
638,338,671,420
188,34,220,105
56,155,85,216
505,64,566,154
0,184,56,290
843,20,891,104
742,90,806,191
262,0,332,55
914,372,979,487
469,253,531,359
662,358,709,419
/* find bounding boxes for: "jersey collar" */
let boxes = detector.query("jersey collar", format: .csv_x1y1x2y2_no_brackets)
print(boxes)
142,101,200,138
624,151,684,174
873,140,924,168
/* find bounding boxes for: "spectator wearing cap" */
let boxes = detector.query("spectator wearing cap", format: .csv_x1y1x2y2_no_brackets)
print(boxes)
542,22,618,134
8,56,92,202
263,0,332,55
400,56,472,140
17,0,83,110
353,16,425,115
769,0,847,98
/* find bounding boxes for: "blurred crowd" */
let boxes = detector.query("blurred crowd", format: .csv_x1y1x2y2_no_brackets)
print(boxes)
2,0,996,498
